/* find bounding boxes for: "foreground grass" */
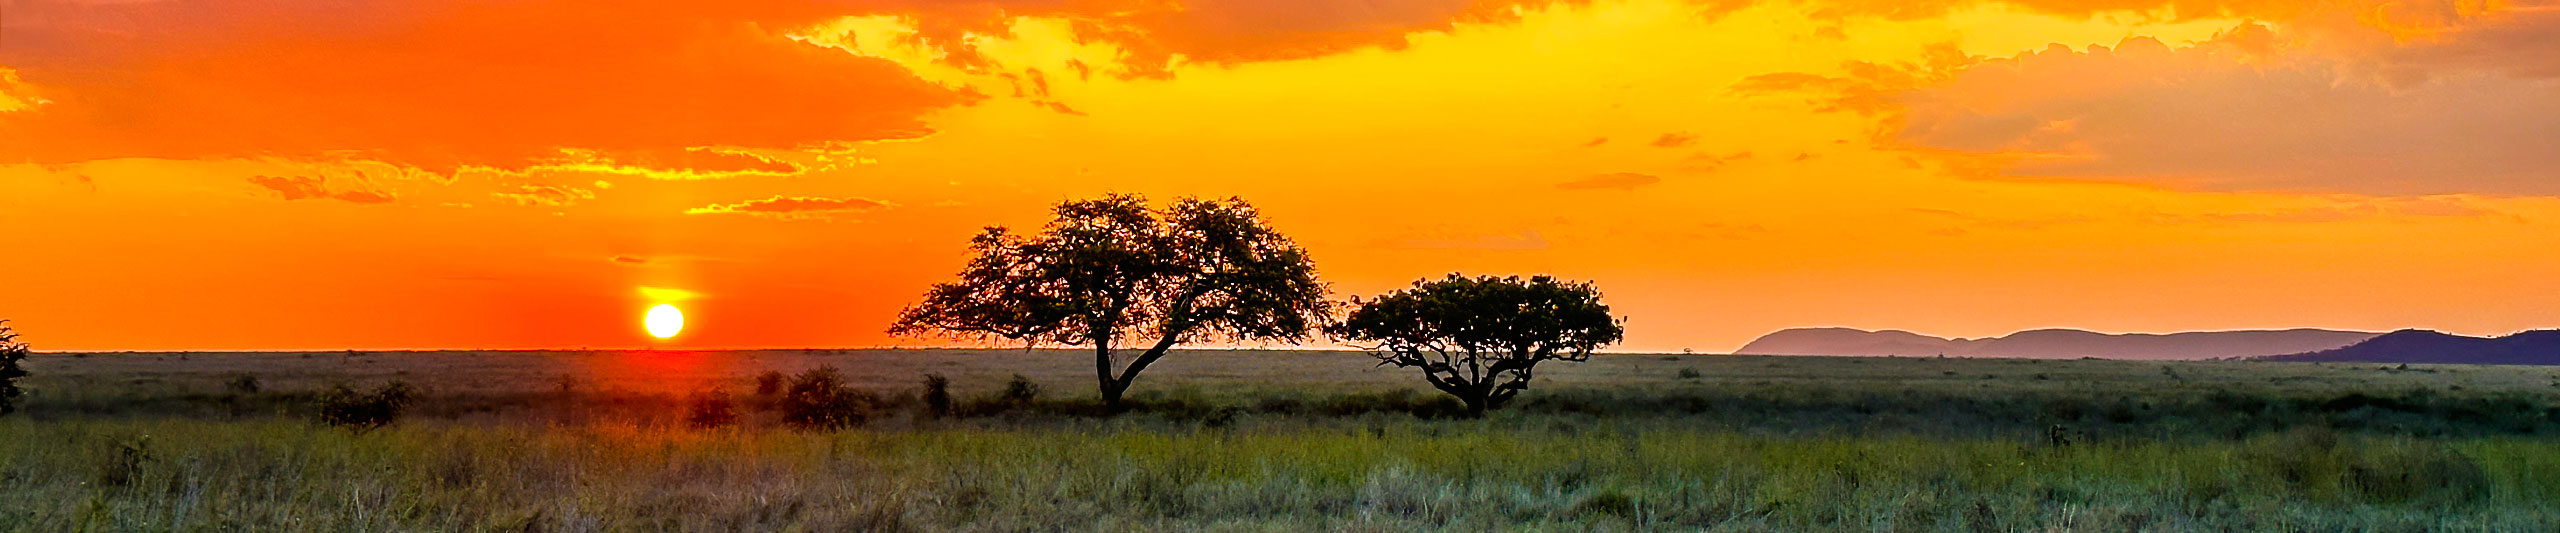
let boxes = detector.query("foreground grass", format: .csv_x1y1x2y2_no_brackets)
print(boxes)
6,418,2558,531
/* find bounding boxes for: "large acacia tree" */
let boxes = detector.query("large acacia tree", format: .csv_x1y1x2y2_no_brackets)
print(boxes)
1329,274,1623,417
889,194,1331,408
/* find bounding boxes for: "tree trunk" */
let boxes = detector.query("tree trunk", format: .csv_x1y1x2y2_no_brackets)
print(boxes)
1102,379,1128,409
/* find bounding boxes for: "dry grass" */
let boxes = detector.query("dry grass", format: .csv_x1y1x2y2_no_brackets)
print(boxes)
6,350,2559,530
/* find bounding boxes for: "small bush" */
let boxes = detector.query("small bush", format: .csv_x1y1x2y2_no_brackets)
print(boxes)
1000,374,1041,404
778,366,872,430
921,373,952,419
1676,367,1703,380
685,390,738,429
318,381,417,429
754,371,786,396
225,374,262,395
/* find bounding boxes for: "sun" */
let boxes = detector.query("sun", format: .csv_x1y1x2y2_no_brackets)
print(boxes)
644,304,684,338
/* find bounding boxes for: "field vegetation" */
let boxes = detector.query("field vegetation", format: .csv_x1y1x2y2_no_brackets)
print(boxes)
6,349,2560,530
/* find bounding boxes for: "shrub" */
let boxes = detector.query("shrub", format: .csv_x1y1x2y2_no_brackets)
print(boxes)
0,321,26,417
225,374,262,395
1000,374,1041,404
922,373,953,418
778,366,872,430
754,371,786,396
685,390,738,429
318,381,417,430
1677,367,1703,380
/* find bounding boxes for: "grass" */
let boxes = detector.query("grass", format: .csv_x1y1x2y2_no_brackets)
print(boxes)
6,349,2560,530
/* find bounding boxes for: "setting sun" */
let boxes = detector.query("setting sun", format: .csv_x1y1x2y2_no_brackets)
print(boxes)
644,304,684,339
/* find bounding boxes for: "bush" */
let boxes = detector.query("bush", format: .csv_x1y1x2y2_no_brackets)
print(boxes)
225,374,262,395
318,381,417,429
778,366,872,430
0,321,26,417
1677,367,1703,380
754,371,786,396
1000,374,1041,404
685,390,738,429
922,373,952,419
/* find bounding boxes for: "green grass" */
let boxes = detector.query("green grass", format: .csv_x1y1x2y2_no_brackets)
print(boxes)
6,350,2560,530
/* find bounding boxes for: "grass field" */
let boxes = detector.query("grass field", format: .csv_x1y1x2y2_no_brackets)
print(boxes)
6,350,2560,530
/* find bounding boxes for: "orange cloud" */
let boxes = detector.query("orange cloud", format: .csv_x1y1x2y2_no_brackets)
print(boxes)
686,195,894,219
1893,35,2560,195
0,0,969,171
246,175,394,204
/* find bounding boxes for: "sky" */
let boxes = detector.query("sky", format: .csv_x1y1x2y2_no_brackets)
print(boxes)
2,0,2557,352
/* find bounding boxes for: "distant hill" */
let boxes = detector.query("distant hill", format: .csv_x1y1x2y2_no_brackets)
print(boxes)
1735,327,2377,360
2259,329,2560,365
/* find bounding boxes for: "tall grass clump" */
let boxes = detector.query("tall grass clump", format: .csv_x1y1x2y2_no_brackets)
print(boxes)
316,381,416,429
686,390,738,429
922,373,953,419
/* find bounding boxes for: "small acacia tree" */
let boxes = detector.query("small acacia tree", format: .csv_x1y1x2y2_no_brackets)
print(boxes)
890,194,1330,408
1,320,27,417
1330,274,1624,417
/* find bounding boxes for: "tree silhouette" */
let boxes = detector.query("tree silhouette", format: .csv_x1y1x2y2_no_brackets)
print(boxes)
890,194,1330,408
1330,274,1623,417
0,320,26,417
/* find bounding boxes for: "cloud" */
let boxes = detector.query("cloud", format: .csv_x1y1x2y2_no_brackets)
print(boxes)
1558,172,1664,191
492,184,597,207
686,195,894,219
1892,34,2560,195
1650,132,1697,148
818,0,1560,77
0,0,970,170
246,175,394,204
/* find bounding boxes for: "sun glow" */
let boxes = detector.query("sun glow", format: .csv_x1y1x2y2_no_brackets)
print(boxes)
644,304,684,339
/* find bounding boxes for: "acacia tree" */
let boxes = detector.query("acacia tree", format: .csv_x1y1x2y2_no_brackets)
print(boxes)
889,194,1330,408
1329,274,1623,417
1,320,29,417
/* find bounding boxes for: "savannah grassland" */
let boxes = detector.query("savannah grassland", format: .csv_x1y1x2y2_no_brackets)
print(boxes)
6,350,2560,531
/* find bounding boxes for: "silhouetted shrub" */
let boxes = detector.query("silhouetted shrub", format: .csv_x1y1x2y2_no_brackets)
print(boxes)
685,390,738,429
0,320,28,417
225,374,262,395
922,373,952,419
318,381,417,429
754,371,786,396
778,366,871,430
1000,374,1041,404
1677,368,1703,380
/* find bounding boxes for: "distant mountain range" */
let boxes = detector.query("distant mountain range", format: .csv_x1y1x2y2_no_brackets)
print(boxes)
1735,327,2379,360
2258,329,2560,365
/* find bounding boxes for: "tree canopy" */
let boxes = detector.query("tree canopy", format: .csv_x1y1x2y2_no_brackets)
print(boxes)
0,320,24,417
889,194,1330,407
1329,274,1623,416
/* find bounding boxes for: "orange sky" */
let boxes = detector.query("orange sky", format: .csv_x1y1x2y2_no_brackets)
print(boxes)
4,0,2558,352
